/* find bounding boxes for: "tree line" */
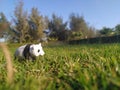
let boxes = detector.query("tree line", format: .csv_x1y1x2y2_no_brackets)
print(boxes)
0,1,120,43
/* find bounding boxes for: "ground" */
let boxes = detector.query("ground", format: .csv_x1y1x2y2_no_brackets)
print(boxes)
0,43,120,90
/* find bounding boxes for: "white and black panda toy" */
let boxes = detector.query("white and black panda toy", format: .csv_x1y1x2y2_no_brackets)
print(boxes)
14,43,45,60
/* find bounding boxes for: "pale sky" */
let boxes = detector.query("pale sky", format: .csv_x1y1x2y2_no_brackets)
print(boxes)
0,0,120,29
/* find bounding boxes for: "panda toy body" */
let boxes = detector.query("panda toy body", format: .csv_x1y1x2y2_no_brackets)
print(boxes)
14,43,45,60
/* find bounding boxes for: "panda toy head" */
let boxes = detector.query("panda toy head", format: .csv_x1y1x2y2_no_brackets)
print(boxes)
29,43,45,56
14,43,45,60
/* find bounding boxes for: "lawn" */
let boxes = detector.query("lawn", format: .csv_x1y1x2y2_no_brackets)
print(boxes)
0,43,120,90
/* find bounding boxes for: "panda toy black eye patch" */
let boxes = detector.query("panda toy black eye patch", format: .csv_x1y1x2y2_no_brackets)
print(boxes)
38,49,40,52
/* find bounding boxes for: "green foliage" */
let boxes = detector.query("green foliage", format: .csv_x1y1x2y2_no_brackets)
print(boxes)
69,13,86,31
29,8,45,41
0,12,7,22
10,1,46,43
48,14,68,41
69,13,97,40
13,1,29,43
0,44,120,89
99,27,114,36
87,26,97,38
70,31,82,40
115,24,120,35
0,12,10,38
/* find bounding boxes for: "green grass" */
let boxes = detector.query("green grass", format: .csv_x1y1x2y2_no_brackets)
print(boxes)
0,43,120,90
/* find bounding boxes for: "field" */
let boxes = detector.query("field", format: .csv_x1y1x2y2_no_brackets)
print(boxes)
0,43,120,90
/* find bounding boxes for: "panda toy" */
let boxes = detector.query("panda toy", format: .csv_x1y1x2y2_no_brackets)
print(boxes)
14,43,45,60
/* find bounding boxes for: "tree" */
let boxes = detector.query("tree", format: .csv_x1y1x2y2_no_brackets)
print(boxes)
69,13,89,39
48,14,68,41
115,24,120,35
99,27,113,36
87,26,97,38
29,7,45,42
12,1,29,43
0,12,10,40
